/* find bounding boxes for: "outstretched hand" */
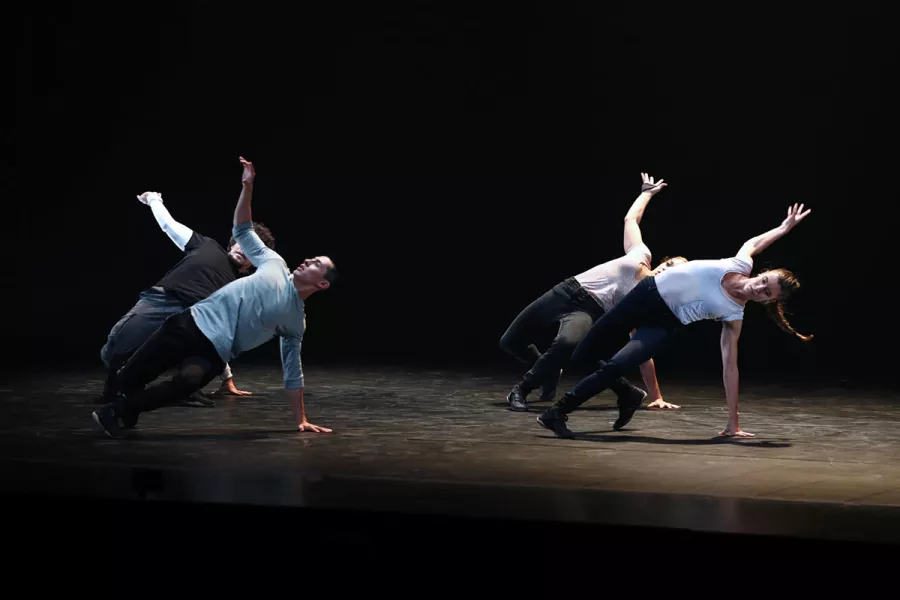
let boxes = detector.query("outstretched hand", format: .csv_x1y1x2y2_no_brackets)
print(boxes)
640,172,667,194
240,156,255,187
780,203,811,232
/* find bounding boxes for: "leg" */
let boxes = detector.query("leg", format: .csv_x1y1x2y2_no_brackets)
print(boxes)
511,309,593,409
99,288,185,399
93,310,222,437
126,353,224,415
499,286,567,366
538,325,678,438
501,284,583,410
570,277,659,366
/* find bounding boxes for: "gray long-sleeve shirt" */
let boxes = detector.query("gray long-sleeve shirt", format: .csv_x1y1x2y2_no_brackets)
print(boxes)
190,221,306,389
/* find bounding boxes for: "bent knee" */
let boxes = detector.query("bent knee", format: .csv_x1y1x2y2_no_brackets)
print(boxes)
498,331,518,354
176,363,209,388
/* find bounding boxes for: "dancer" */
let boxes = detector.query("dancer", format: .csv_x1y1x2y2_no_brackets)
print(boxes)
500,173,685,413
92,157,337,438
537,202,813,439
99,184,275,404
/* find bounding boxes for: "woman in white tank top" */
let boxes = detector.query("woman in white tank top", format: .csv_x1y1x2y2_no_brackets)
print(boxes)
536,202,813,440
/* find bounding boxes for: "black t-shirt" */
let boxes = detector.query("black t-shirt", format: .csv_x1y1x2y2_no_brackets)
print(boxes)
155,232,241,306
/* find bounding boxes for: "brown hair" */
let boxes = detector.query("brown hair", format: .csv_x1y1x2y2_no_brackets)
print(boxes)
764,269,813,342
660,255,687,267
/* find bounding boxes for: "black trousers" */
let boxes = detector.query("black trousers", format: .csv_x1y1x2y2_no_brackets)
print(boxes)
499,277,640,397
557,276,685,413
113,309,226,416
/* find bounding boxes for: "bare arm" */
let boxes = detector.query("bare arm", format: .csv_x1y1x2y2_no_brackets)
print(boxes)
233,156,255,227
623,173,667,253
737,203,812,262
638,359,662,400
719,319,752,437
286,388,332,433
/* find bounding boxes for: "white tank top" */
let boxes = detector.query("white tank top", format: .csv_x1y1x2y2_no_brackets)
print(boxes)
574,243,652,312
653,256,753,324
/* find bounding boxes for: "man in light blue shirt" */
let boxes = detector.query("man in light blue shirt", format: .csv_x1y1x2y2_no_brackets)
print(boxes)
92,157,337,438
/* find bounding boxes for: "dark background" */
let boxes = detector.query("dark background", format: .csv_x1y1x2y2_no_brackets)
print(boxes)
8,2,896,386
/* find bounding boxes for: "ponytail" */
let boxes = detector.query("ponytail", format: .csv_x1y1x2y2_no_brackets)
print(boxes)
765,269,813,342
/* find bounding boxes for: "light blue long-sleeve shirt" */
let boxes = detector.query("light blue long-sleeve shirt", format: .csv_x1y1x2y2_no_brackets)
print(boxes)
190,221,306,389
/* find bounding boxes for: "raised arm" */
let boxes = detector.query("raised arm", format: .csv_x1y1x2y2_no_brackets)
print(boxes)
280,335,331,434
623,173,667,253
138,191,194,251
719,319,752,437
231,157,278,267
234,156,255,227
737,203,812,262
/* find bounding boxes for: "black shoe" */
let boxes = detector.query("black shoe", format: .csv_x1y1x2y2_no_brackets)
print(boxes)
537,406,575,439
92,404,129,439
613,386,647,431
539,369,563,403
122,411,139,429
506,385,528,411
182,390,216,408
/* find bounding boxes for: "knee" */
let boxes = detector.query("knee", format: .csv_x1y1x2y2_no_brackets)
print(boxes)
498,330,517,354
176,364,207,388
101,345,125,371
551,330,582,350
594,357,626,378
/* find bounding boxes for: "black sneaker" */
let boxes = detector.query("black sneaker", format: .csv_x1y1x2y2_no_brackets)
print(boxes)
537,406,575,439
613,386,647,431
92,404,129,439
182,390,216,408
506,385,528,411
539,369,563,403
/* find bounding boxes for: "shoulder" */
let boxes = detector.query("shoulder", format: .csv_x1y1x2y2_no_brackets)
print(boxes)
232,221,254,238
184,231,215,251
625,242,652,266
726,255,753,274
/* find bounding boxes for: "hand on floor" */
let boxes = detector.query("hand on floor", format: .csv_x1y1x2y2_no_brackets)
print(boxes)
646,398,680,410
298,421,332,434
211,378,253,396
718,427,754,438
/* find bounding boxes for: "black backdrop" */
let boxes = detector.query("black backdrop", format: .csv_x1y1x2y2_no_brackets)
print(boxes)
8,2,896,387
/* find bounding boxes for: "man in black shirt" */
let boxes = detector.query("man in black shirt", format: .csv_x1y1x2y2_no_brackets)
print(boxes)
99,188,275,404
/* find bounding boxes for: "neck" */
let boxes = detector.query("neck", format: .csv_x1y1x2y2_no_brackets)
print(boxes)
292,276,316,300
722,273,751,303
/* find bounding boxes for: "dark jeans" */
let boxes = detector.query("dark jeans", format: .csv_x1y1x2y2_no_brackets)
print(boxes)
499,277,640,397
557,276,685,413
112,309,226,416
100,286,187,397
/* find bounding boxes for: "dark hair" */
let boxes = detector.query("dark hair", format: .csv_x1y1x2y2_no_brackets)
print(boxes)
227,221,276,252
764,268,813,342
323,259,338,284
